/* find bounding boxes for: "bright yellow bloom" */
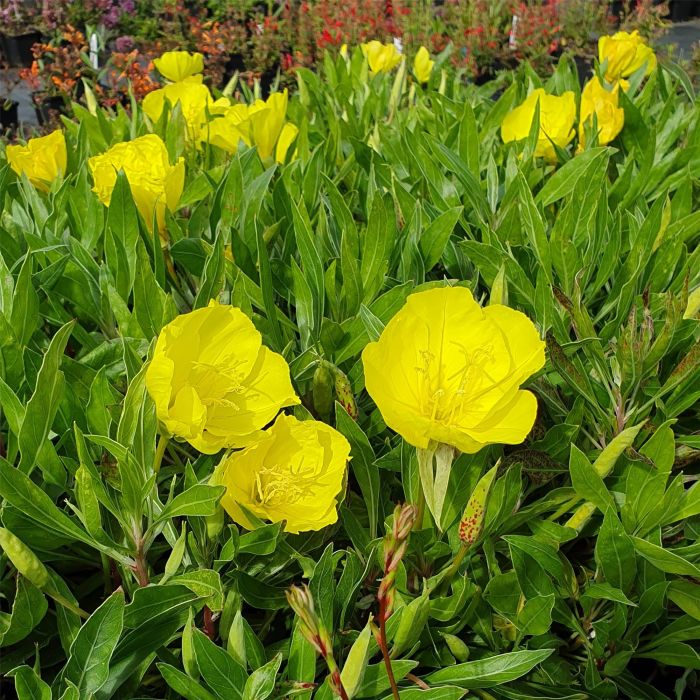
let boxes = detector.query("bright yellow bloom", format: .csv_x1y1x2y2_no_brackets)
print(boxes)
361,40,402,74
362,286,545,454
88,134,184,234
276,122,299,163
249,90,288,160
145,300,299,453
153,50,204,82
142,75,213,141
340,43,349,60
413,46,434,84
579,77,625,147
213,414,350,533
598,30,656,81
205,103,253,152
501,88,576,162
6,129,67,192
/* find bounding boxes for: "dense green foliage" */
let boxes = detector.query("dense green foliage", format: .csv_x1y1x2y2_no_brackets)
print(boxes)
0,49,699,699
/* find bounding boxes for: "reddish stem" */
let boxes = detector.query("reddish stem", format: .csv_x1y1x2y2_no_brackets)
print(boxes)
378,600,400,700
203,606,216,640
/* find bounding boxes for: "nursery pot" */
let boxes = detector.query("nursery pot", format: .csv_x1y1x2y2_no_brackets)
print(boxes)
0,99,19,128
34,95,66,125
670,0,694,21
0,31,42,67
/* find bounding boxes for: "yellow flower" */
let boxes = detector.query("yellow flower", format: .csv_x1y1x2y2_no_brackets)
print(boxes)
340,43,348,60
501,88,576,162
413,46,434,84
598,30,656,81
579,77,625,147
205,103,253,153
153,50,204,82
275,122,299,163
213,414,350,533
362,286,545,454
142,75,213,141
6,129,67,192
88,134,184,234
361,40,402,74
145,300,299,453
248,90,289,160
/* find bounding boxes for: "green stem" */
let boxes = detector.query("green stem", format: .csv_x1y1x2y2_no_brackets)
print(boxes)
153,434,169,474
439,542,470,593
413,484,426,531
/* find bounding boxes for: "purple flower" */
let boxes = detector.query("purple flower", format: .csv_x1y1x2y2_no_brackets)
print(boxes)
115,35,134,52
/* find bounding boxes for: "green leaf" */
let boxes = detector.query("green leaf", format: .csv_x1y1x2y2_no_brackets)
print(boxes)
63,590,124,696
18,320,75,475
425,649,554,688
157,485,226,523
631,537,700,577
193,628,247,700
569,445,615,513
595,509,636,592
9,666,51,700
242,652,282,700
157,663,218,700
0,576,48,647
237,522,282,556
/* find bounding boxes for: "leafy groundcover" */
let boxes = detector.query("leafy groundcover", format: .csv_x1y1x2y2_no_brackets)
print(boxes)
0,42,699,700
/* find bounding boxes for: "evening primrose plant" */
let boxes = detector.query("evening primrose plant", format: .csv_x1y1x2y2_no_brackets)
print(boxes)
0,37,699,700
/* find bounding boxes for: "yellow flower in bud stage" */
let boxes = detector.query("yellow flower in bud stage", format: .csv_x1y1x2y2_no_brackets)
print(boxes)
362,286,545,454
145,300,299,454
153,50,204,82
6,129,67,192
142,75,213,141
501,88,576,162
213,414,350,533
361,40,402,74
598,30,656,81
579,77,625,147
413,46,434,84
88,134,184,234
275,122,299,163
340,43,348,60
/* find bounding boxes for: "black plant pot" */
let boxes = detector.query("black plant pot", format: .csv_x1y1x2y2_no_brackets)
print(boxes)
574,54,594,88
34,95,66,125
0,31,42,67
0,99,19,127
670,0,694,21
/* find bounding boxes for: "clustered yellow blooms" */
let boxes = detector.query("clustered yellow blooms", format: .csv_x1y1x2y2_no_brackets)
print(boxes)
206,89,299,163
501,88,577,162
362,286,545,454
146,301,350,533
413,46,434,84
6,130,67,192
598,30,656,82
213,414,351,534
361,40,402,73
88,134,184,234
579,76,625,147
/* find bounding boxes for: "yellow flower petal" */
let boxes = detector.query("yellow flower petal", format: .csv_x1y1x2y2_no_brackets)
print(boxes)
154,51,204,82
6,129,67,191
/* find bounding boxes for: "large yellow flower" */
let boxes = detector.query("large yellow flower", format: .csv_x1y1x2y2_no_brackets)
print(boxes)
579,77,625,147
153,50,204,82
362,287,545,454
6,129,67,192
599,30,656,81
213,414,350,533
145,301,299,454
501,88,576,162
88,134,184,234
142,75,213,141
413,46,434,84
361,40,402,74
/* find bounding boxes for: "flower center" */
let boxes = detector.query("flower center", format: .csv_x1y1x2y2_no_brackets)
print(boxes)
253,460,318,507
415,344,497,425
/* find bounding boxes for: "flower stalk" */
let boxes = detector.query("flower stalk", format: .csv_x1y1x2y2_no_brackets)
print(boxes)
287,585,349,700
377,503,417,700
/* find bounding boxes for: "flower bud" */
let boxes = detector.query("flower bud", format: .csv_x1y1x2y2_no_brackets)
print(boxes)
334,369,358,420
